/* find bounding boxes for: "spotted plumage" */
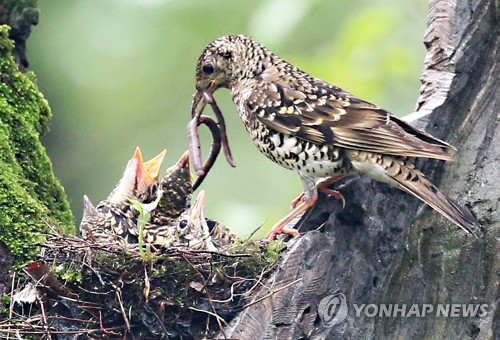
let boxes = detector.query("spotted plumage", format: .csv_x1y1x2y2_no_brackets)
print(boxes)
146,152,236,248
206,218,237,248
150,151,193,225
143,190,236,250
79,147,166,244
192,34,480,239
80,148,236,249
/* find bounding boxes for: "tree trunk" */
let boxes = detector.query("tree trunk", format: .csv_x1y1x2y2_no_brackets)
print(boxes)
0,0,74,309
219,0,499,338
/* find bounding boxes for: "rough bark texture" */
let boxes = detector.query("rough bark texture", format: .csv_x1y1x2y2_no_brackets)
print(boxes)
219,0,499,339
0,0,39,71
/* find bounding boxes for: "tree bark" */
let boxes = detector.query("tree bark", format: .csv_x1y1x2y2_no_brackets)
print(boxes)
219,0,499,338
0,1,74,311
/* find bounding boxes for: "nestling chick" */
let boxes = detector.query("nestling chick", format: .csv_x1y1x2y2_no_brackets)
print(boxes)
79,147,166,244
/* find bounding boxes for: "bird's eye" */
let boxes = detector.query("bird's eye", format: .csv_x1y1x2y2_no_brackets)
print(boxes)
202,63,214,74
179,220,188,229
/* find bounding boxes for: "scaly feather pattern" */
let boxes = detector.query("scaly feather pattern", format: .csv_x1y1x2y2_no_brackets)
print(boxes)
192,34,480,238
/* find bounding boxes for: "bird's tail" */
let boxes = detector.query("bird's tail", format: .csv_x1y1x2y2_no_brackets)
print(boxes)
349,151,481,235
390,164,481,236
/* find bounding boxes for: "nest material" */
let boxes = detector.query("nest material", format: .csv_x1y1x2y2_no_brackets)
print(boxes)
1,231,284,339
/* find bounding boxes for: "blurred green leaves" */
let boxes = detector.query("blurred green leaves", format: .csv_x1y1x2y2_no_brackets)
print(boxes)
29,0,427,237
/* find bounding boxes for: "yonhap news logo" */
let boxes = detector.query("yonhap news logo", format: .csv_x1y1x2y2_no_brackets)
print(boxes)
352,303,489,318
318,292,490,327
318,292,348,327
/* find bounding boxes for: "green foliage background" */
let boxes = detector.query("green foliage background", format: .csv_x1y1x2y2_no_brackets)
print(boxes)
29,0,427,237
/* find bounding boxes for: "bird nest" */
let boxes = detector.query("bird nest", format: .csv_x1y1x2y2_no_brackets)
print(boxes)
1,231,284,339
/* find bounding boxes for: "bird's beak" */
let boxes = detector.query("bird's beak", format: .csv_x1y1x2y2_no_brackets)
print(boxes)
165,150,193,181
191,90,204,117
143,149,167,186
82,195,96,215
126,146,149,192
191,81,217,117
131,146,145,182
189,190,206,225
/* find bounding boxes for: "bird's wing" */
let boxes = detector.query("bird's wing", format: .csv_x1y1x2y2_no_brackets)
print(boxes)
246,76,453,160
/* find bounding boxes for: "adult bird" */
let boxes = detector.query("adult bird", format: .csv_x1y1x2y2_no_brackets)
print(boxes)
191,34,480,240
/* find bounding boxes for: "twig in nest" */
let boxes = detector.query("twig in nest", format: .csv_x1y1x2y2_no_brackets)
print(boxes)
181,253,227,336
240,278,303,310
177,248,252,258
188,307,228,328
99,310,122,336
114,285,131,332
189,91,236,190
143,266,150,303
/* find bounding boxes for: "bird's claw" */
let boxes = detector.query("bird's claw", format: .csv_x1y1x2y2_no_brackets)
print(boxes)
320,188,346,208
291,188,346,209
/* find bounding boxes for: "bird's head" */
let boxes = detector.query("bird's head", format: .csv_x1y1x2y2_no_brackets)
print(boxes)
164,150,192,184
192,35,270,111
161,150,193,202
108,147,166,204
178,189,206,234
150,150,194,223
78,194,98,239
176,190,216,251
140,148,167,200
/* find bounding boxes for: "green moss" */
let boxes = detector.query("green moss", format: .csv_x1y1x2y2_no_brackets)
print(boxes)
0,293,10,315
228,239,286,275
0,25,75,262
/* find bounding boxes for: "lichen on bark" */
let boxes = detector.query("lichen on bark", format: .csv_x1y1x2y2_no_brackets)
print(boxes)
0,25,74,262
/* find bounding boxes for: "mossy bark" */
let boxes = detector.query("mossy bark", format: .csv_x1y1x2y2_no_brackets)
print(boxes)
0,22,74,292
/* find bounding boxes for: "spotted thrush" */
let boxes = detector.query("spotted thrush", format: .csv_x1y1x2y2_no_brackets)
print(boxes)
191,34,480,240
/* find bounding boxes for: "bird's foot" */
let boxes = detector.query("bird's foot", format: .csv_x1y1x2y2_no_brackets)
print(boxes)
291,184,346,210
263,192,318,242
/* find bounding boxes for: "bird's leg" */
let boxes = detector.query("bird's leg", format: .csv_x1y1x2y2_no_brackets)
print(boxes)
290,175,348,208
263,193,317,241
263,175,317,241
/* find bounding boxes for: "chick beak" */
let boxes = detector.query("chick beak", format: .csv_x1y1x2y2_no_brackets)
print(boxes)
106,147,144,203
143,149,167,186
165,150,194,181
189,190,206,225
82,195,96,216
131,146,145,183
